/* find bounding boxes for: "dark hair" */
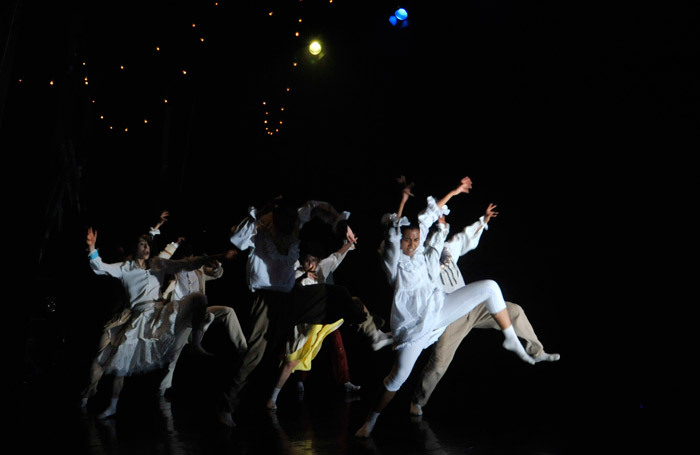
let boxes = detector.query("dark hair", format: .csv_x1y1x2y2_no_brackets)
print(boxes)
300,240,325,260
400,223,420,235
273,199,299,235
123,234,153,265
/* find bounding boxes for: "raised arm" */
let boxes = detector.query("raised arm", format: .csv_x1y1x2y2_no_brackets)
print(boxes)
435,176,472,209
230,207,258,251
315,237,356,283
395,175,415,220
149,210,170,237
298,200,351,233
446,203,498,259
86,227,124,277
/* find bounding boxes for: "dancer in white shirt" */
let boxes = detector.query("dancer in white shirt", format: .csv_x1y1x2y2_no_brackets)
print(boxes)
157,237,247,398
409,206,560,416
221,197,373,427
79,227,228,419
355,177,535,438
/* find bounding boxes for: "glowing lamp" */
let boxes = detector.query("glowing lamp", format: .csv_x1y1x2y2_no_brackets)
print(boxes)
395,8,408,20
309,41,322,55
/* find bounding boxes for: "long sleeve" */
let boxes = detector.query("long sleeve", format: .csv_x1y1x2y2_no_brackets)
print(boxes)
230,207,258,251
157,242,179,259
89,253,125,278
315,245,353,284
381,217,406,285
444,216,488,260
423,223,449,285
297,200,350,232
149,256,207,279
416,196,451,244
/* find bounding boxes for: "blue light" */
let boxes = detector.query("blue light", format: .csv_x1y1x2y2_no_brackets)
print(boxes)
388,15,398,26
395,8,408,21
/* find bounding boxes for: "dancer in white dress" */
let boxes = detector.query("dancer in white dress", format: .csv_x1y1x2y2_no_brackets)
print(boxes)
408,205,560,416
80,227,229,419
354,176,535,438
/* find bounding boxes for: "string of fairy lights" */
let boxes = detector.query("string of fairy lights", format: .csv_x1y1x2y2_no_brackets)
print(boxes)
13,1,408,138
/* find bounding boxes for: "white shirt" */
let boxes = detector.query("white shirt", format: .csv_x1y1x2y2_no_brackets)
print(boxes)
424,216,488,293
89,255,202,307
230,202,350,293
293,244,354,286
382,196,451,350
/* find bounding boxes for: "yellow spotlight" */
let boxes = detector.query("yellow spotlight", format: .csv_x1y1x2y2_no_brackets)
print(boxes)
309,41,321,55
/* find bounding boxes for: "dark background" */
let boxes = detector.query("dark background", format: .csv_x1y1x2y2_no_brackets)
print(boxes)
4,0,691,448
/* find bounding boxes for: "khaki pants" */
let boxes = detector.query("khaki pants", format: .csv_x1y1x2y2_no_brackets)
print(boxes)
159,305,247,394
221,284,368,412
411,301,544,407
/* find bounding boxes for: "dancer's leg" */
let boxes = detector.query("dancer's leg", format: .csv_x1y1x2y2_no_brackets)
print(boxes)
267,359,300,410
410,305,484,414
440,280,535,364
356,343,423,438
219,291,275,427
97,376,124,419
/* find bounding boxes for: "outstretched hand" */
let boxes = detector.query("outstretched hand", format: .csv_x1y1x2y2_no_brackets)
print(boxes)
484,203,498,223
86,227,97,250
152,210,170,231
346,226,358,245
397,175,415,201
454,176,472,195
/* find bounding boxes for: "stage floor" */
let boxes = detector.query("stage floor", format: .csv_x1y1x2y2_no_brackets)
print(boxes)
20,322,657,455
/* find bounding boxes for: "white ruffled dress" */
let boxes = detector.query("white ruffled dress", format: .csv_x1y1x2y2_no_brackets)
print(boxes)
89,255,203,376
382,196,451,350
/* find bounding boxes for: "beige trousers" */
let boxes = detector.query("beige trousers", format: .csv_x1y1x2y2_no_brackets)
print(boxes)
411,301,545,407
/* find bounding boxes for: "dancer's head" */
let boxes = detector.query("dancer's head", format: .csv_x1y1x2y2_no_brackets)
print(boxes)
400,224,420,257
301,253,319,273
126,234,152,264
272,198,299,236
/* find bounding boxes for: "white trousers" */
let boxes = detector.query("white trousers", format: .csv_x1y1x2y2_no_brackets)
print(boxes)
383,279,506,392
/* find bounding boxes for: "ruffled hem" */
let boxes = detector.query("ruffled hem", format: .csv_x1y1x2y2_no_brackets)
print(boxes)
94,301,181,377
392,326,446,351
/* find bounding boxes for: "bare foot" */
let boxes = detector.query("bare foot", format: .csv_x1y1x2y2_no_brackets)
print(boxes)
192,345,214,358
217,411,236,428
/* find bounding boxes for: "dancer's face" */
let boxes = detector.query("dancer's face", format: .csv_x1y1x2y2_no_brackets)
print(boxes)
302,254,319,272
135,238,151,260
400,228,420,257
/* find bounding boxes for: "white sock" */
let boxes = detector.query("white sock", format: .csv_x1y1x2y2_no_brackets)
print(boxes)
502,326,535,365
409,402,423,416
355,411,380,438
267,387,281,409
344,382,361,392
97,398,118,419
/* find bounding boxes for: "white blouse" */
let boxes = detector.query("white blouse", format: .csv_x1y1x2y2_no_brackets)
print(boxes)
382,196,451,350
230,202,350,293
424,216,488,293
89,255,203,307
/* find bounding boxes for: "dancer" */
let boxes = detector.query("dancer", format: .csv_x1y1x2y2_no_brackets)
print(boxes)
266,240,392,410
157,237,247,397
354,176,535,438
79,226,230,419
409,205,560,416
221,197,382,427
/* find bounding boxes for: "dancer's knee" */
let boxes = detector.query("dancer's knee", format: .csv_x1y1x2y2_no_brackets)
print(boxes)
383,366,410,392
